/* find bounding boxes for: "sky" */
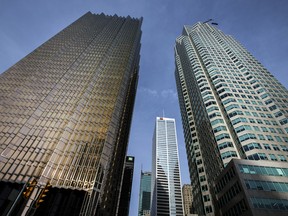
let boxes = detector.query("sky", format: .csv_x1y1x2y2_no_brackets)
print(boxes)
0,0,288,215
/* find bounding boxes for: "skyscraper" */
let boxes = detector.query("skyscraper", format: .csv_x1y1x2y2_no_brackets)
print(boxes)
138,171,151,216
118,156,135,216
151,117,183,216
175,22,288,215
0,12,142,216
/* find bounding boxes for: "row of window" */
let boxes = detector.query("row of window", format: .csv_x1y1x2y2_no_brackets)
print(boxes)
245,179,288,192
239,164,288,176
246,153,287,162
250,197,288,210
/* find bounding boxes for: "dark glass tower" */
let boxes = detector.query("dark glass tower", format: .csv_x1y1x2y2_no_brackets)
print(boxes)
0,12,142,215
118,156,135,216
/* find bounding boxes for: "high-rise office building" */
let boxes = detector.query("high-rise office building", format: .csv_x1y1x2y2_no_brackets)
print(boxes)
182,184,194,216
138,171,151,216
118,156,135,216
151,117,183,216
0,12,142,216
175,22,288,215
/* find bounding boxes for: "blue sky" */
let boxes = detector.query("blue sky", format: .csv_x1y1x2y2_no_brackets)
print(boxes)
0,0,287,215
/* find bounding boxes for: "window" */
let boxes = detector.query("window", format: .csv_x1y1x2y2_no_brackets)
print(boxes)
278,155,287,162
221,151,237,159
243,143,262,152
269,105,277,111
211,119,224,126
280,145,288,152
231,117,248,125
247,153,267,160
239,133,257,142
203,195,210,202
275,136,282,142
256,119,263,124
263,144,271,150
272,144,280,151
261,127,268,132
277,128,284,134
253,126,260,131
264,120,271,125
266,135,274,141
269,154,278,161
218,142,233,150
213,126,227,133
258,134,265,140
200,175,206,182
235,125,252,133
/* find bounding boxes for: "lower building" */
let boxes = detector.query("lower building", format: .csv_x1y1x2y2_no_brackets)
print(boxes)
214,159,288,216
182,184,194,216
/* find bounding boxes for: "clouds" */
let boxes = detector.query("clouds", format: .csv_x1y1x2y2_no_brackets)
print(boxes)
138,87,158,97
138,87,178,100
161,89,177,100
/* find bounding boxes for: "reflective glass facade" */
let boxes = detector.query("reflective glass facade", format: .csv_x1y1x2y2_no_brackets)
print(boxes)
138,171,151,216
151,117,183,216
0,12,142,215
175,22,288,215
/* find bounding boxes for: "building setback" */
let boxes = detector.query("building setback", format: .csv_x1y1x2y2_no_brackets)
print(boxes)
175,22,288,215
151,117,184,216
0,12,142,216
138,171,151,216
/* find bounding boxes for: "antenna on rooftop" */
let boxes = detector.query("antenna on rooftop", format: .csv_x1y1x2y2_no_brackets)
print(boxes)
162,109,165,118
203,19,212,24
203,19,219,25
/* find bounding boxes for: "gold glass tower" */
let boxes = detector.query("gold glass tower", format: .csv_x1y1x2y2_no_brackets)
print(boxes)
0,12,142,215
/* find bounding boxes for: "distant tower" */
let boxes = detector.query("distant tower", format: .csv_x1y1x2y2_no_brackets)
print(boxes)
138,171,151,216
151,117,184,216
118,156,135,216
0,12,142,215
182,184,194,216
175,22,288,215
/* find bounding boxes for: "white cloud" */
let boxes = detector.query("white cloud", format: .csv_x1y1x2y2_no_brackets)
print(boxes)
138,87,178,101
138,87,159,97
161,89,178,100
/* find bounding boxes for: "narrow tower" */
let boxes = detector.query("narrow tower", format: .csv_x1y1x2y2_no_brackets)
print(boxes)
138,171,151,216
151,117,184,216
